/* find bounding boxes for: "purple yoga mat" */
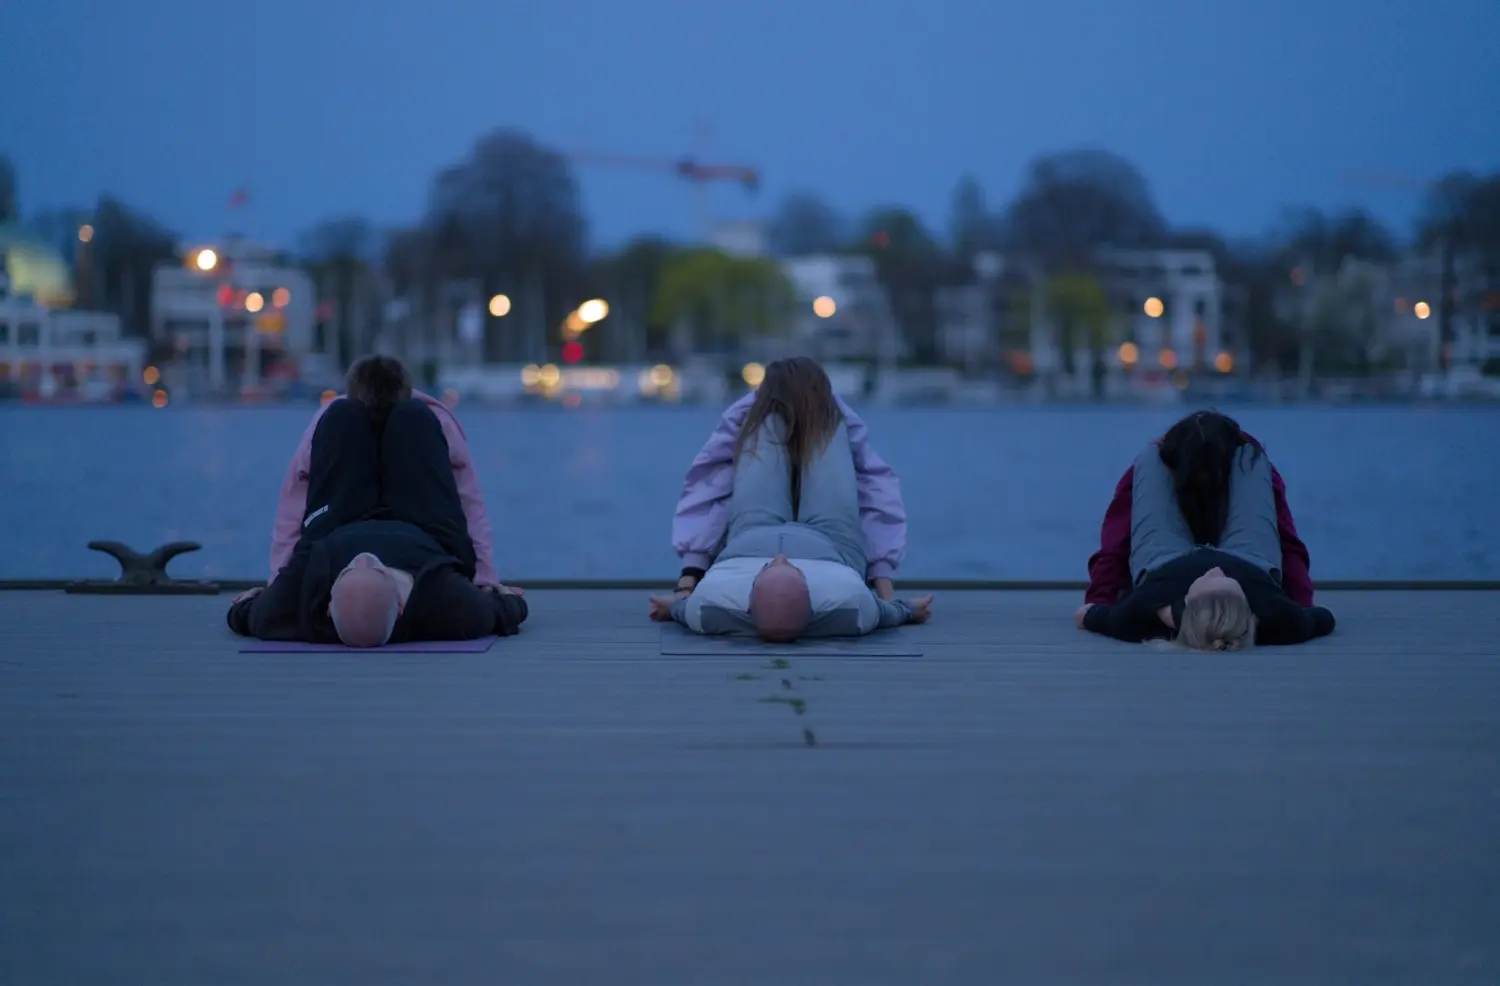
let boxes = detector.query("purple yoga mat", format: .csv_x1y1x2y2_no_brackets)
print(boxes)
240,637,497,654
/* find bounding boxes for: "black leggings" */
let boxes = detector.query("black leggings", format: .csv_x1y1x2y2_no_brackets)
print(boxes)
301,398,476,573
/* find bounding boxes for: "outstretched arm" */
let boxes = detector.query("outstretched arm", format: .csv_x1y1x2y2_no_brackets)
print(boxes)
228,559,307,641
1254,595,1336,645
1081,592,1173,643
838,401,907,582
874,597,915,629
672,395,756,575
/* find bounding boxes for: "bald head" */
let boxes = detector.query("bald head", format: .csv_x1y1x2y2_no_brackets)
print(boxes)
329,553,401,647
749,556,812,643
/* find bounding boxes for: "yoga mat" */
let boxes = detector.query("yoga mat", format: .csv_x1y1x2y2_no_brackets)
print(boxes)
240,637,497,654
659,623,923,657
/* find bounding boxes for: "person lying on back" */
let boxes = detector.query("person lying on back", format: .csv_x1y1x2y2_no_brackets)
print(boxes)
1084,410,1314,607
1075,411,1334,649
268,355,514,592
228,370,526,646
673,361,907,602
649,357,931,641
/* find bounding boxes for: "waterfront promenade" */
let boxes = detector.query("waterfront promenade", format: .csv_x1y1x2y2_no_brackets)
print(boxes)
3,587,1496,984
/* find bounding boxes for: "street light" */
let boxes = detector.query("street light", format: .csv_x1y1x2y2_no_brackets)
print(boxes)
742,362,766,387
78,224,94,243
489,294,512,317
244,292,265,314
578,298,609,323
813,296,837,318
1143,297,1164,318
194,248,218,272
1414,301,1431,319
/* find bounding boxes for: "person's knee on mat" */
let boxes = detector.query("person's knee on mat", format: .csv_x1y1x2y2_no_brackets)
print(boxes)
382,397,445,438
318,393,373,431
749,555,812,642
329,553,402,647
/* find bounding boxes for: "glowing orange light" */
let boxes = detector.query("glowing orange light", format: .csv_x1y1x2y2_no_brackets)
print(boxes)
272,287,291,309
151,389,169,408
1213,351,1235,373
142,365,160,386
320,389,337,406
1117,342,1139,365
1159,348,1179,369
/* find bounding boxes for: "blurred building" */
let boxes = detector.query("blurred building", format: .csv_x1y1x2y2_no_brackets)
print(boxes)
1094,248,1228,374
0,290,145,400
150,237,316,394
935,252,1035,375
709,221,768,258
934,249,1234,381
1378,251,1500,373
779,254,902,364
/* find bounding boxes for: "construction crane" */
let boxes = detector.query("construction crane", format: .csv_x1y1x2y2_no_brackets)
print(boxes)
563,146,760,241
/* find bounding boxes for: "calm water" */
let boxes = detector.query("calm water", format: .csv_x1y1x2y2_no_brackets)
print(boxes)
2,404,1497,582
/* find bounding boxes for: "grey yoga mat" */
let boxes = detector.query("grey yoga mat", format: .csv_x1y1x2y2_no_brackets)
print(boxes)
658,622,923,656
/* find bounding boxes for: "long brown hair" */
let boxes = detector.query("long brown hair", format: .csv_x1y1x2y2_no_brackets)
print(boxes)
732,357,843,480
1158,409,1263,546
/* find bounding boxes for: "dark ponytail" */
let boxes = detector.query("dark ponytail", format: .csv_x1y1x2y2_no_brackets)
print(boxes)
1158,410,1263,546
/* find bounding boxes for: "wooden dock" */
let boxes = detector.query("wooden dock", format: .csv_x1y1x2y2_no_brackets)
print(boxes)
2,588,1497,985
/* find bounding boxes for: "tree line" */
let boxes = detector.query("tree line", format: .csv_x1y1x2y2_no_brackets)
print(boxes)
3,133,1497,375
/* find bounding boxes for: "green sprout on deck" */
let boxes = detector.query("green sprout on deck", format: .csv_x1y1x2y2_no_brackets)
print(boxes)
758,696,806,715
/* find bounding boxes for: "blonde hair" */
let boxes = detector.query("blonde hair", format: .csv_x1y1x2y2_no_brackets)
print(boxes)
1173,589,1256,652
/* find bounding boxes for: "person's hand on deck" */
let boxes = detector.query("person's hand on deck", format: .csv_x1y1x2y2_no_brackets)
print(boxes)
906,594,934,623
484,583,524,597
233,586,265,604
648,595,678,621
1074,603,1095,628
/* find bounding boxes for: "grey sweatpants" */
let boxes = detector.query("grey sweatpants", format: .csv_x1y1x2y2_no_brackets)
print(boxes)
716,417,866,575
1128,443,1282,585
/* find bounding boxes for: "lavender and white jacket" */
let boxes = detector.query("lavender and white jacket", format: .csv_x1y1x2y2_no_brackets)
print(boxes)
670,393,907,581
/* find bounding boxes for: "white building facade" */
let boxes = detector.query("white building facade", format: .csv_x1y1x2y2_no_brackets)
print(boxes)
779,254,902,364
150,237,316,394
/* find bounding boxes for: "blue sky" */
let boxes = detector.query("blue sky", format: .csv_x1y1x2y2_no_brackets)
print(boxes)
3,0,1497,251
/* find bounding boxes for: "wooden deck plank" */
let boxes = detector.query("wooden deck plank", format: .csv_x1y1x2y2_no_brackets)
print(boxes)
1,589,1497,985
